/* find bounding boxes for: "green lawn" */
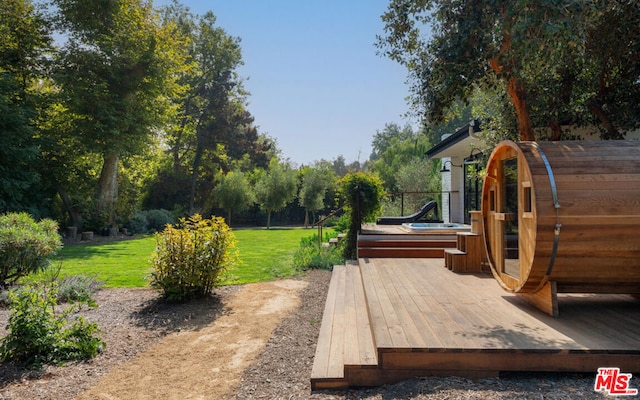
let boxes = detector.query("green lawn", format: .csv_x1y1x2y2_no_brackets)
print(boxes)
45,227,326,288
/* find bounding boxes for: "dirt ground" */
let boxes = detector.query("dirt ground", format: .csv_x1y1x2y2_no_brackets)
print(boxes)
78,279,308,400
0,277,309,400
0,268,632,399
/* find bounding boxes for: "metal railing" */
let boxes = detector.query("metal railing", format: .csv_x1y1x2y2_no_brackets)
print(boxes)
312,207,344,247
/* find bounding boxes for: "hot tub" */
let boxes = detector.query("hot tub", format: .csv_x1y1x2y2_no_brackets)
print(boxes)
401,222,471,233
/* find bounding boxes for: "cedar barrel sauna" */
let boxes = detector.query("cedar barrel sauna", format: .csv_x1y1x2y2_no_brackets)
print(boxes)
481,140,640,316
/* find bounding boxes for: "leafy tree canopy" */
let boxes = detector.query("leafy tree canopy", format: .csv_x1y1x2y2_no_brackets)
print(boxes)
211,170,255,225
299,164,335,227
255,159,297,229
377,0,640,141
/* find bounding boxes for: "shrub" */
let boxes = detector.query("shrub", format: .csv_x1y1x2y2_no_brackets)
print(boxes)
0,283,104,368
0,212,62,287
126,211,148,234
293,233,344,270
144,209,175,232
126,209,176,234
150,214,238,302
56,274,103,303
339,173,384,259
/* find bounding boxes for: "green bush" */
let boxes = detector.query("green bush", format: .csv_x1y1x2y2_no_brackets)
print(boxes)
0,283,104,368
126,209,175,234
293,233,344,270
150,214,239,301
56,274,103,303
0,212,62,287
339,173,384,259
144,209,175,232
126,211,148,234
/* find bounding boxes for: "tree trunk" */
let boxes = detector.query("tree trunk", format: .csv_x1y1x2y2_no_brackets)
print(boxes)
96,153,119,226
266,210,271,230
550,119,563,141
56,182,83,232
507,77,535,141
589,100,623,139
227,209,232,226
189,139,204,215
304,207,309,228
489,20,535,142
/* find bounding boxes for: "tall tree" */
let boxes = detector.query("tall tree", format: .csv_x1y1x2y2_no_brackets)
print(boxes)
370,122,414,160
255,159,297,229
158,5,256,214
0,0,53,215
377,0,640,141
53,0,180,226
367,124,433,192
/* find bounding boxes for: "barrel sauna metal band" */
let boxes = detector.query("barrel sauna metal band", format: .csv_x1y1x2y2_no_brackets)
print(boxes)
530,142,562,287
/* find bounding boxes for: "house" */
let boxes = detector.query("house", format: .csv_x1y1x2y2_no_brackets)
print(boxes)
426,120,640,224
425,120,486,224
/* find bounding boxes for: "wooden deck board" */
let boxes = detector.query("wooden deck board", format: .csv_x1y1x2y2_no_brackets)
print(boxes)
352,265,377,366
374,260,428,348
361,259,411,348
312,257,640,389
359,259,393,349
326,264,346,378
343,264,359,366
310,265,342,380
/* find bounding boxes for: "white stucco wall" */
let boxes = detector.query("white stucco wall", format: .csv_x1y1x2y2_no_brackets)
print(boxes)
440,156,465,223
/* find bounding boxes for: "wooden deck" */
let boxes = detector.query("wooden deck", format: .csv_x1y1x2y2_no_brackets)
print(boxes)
311,258,640,389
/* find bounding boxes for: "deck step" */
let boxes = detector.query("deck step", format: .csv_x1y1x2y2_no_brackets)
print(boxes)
311,264,377,390
444,248,466,272
357,239,456,248
357,236,456,259
358,247,447,258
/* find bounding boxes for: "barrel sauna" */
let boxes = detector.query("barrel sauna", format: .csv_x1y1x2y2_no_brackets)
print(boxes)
481,140,640,316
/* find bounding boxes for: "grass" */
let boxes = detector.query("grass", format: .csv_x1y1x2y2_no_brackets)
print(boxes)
48,237,157,288
225,228,327,285
36,227,329,288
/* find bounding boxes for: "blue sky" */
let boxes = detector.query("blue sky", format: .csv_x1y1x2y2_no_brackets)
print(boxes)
157,0,414,166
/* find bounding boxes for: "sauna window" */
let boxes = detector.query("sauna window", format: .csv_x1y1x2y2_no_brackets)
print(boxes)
523,186,532,213
502,157,519,278
489,189,496,211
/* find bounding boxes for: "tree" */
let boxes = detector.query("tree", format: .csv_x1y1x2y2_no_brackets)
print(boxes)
255,160,297,229
377,1,640,141
299,165,334,228
158,5,260,214
339,172,384,260
396,158,440,213
0,0,53,215
211,170,255,226
370,122,414,160
367,124,431,192
53,0,181,227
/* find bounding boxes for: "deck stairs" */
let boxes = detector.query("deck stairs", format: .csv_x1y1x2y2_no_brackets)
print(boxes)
357,233,457,258
443,231,487,273
310,261,378,389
